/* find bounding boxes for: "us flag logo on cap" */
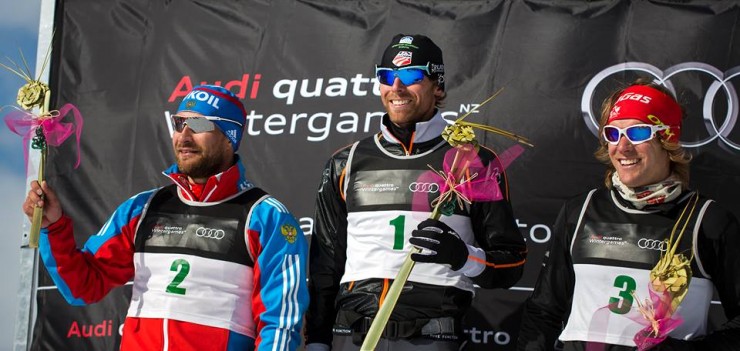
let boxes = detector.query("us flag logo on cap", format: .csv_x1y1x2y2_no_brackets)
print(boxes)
393,51,412,67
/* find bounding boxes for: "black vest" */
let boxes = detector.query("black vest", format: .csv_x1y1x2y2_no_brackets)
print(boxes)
572,190,710,279
135,185,267,267
346,137,470,216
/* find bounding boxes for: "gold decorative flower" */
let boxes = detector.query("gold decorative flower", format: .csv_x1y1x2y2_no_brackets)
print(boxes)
650,252,692,312
17,81,49,111
442,124,478,147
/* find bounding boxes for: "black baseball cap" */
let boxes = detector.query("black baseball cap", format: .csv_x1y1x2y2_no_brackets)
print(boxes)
379,34,445,90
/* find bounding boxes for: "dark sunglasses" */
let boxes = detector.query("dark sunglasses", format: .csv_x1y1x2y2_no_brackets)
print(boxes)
375,64,431,86
602,124,671,145
169,115,242,133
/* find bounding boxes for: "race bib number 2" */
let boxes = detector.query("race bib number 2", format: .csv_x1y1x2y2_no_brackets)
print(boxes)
166,258,190,295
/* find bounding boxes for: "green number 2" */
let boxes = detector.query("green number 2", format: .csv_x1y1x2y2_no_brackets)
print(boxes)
389,215,405,250
608,275,636,314
166,259,190,295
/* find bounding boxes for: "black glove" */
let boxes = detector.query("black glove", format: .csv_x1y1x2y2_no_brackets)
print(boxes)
409,219,468,271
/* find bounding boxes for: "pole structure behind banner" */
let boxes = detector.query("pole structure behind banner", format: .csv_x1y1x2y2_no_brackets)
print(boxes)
14,0,57,349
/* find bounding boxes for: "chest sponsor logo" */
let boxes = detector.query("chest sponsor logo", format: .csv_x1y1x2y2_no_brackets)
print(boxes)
637,238,668,251
355,182,400,193
195,227,226,240
408,182,439,193
151,225,186,237
588,234,627,246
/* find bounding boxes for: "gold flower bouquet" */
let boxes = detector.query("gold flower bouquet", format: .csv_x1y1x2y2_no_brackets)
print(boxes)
631,194,699,350
2,47,83,248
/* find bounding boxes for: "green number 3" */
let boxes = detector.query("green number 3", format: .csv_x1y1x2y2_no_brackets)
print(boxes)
608,275,636,314
166,259,190,295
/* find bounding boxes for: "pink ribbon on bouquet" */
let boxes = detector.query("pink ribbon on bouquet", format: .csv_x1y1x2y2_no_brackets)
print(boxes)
3,103,84,171
412,144,525,213
630,286,684,351
584,286,684,351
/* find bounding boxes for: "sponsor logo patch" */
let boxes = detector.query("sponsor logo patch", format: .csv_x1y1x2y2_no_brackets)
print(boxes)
151,225,186,236
195,226,226,239
355,182,400,193
226,129,238,141
393,51,412,67
408,182,440,193
588,234,627,246
637,238,668,251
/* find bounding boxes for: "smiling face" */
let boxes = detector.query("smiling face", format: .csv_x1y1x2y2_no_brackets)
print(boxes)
379,75,443,128
607,118,671,188
172,111,234,183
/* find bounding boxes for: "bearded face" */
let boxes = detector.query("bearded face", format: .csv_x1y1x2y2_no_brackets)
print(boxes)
171,113,234,183
175,135,232,180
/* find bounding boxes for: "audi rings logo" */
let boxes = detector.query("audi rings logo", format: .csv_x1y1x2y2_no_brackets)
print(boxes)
408,182,440,193
637,238,667,252
582,62,740,151
195,227,226,240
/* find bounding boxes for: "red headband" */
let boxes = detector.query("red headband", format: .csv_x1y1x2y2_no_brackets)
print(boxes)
607,85,682,143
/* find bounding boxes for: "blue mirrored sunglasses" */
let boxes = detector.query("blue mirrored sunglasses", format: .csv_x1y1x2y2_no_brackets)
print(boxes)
375,64,431,86
602,124,671,145
170,115,243,133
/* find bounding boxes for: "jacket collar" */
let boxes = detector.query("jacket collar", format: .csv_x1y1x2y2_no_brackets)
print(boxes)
380,110,448,145
163,155,254,203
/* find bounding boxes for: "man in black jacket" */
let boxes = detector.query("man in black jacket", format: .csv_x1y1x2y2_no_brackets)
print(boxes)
305,33,527,351
518,79,740,351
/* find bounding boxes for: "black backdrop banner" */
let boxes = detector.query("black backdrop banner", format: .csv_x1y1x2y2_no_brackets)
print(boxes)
32,0,740,350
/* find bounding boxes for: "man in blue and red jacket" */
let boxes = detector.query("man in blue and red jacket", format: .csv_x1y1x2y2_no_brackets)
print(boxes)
23,85,309,351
